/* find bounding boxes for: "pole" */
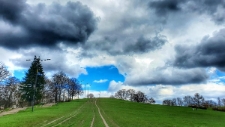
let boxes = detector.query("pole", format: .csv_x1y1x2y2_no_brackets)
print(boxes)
32,67,38,112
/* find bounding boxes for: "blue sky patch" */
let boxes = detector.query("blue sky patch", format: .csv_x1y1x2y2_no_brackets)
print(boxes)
78,65,125,91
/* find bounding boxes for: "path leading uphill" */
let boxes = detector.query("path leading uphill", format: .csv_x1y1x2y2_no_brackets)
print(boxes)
0,107,27,117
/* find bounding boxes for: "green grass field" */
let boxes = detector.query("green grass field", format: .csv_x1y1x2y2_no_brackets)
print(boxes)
98,98,225,127
0,98,225,127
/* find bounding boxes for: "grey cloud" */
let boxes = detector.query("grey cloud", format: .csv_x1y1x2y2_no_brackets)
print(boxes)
125,35,167,53
0,1,98,49
126,67,208,86
149,0,183,16
174,28,225,71
83,34,167,56
149,0,225,24
187,0,225,24
0,0,26,23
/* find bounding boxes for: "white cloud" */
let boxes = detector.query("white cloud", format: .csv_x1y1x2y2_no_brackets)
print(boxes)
94,79,108,83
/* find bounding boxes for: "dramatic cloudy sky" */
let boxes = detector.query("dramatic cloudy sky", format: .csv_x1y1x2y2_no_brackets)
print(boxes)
1,0,225,103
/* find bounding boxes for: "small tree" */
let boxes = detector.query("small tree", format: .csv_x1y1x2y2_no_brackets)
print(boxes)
87,93,94,98
132,91,147,103
148,97,156,104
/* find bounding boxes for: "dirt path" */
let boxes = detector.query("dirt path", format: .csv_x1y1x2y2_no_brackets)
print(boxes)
90,113,95,127
0,103,55,117
95,99,109,127
0,107,27,117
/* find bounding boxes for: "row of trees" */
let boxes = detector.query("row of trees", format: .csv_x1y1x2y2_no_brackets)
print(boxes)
114,89,155,104
0,56,83,109
163,93,225,108
114,88,225,109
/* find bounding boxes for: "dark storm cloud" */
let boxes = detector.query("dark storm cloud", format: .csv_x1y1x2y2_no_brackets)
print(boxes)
149,0,225,24
0,0,26,23
0,1,98,49
174,28,225,71
126,68,208,86
149,0,183,16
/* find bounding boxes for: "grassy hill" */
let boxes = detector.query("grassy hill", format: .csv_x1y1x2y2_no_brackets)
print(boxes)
98,98,225,127
0,98,225,127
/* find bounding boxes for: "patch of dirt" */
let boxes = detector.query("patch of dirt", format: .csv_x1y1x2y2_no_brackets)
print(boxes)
41,103,56,107
0,107,27,117
0,103,56,117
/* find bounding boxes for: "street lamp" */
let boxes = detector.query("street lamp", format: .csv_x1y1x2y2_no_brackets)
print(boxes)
26,56,50,112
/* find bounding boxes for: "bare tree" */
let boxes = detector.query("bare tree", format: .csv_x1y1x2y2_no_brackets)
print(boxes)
148,97,156,104
52,71,68,102
193,93,204,107
221,98,225,107
0,85,7,108
218,97,221,107
75,83,83,99
162,99,173,106
126,89,135,101
68,78,81,100
203,100,217,108
0,62,10,82
172,98,177,106
5,77,20,108
183,96,193,106
42,77,54,103
132,91,147,103
115,89,127,100
177,97,183,106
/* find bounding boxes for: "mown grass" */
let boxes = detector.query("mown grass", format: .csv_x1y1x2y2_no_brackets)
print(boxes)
98,98,225,127
0,99,87,127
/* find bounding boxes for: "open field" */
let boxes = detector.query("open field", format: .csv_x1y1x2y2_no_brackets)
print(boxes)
0,98,225,127
98,98,225,127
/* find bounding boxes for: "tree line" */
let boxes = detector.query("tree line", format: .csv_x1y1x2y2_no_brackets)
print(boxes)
162,93,225,109
114,89,225,110
114,89,155,104
0,57,83,109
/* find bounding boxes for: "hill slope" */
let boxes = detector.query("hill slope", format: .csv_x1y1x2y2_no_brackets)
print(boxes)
97,98,225,127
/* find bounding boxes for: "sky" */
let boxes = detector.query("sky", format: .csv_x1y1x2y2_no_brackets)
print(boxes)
1,0,225,103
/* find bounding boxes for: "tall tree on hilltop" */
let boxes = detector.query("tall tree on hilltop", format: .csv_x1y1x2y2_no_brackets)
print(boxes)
20,56,45,104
